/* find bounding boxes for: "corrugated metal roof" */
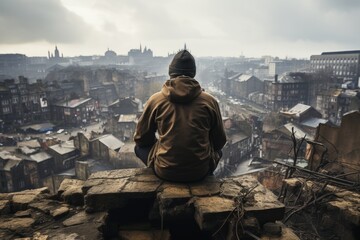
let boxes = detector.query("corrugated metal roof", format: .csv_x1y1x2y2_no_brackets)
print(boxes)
98,135,124,150
282,103,311,117
278,74,305,83
30,152,52,162
20,123,55,132
282,123,312,140
236,74,253,82
301,118,328,128
49,141,76,155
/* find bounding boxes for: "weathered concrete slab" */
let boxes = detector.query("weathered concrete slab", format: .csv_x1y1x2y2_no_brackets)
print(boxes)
194,196,235,230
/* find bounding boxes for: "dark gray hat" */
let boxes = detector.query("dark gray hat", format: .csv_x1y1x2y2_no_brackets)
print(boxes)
169,50,196,78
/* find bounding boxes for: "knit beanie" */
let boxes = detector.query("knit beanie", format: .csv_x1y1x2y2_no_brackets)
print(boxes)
169,50,196,78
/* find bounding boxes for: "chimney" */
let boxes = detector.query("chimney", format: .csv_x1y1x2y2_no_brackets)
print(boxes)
274,74,278,83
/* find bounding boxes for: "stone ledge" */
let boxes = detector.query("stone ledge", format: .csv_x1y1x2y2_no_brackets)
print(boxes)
83,168,286,235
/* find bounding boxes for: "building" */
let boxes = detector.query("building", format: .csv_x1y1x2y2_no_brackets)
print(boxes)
306,111,360,182
316,88,360,124
117,142,145,169
0,54,27,78
310,50,360,85
108,97,142,115
262,123,312,160
115,114,138,141
280,103,322,123
25,152,54,188
47,141,79,173
268,59,309,76
0,77,50,127
128,45,153,65
224,73,264,99
90,134,124,162
264,73,309,111
0,151,29,192
52,98,95,126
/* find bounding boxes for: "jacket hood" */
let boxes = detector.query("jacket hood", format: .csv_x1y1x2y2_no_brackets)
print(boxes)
161,76,202,103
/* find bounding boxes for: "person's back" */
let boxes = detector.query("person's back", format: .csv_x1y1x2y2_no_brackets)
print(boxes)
134,50,226,182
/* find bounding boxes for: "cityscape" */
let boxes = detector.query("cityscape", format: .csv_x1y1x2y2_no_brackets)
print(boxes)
0,0,359,239
1,44,359,239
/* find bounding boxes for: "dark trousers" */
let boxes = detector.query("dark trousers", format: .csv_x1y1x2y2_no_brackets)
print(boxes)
134,145,153,165
134,145,222,166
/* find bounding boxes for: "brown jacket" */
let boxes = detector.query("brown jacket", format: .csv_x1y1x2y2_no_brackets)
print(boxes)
134,76,226,182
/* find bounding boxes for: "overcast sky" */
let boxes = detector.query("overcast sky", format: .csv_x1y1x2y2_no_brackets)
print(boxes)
0,0,359,59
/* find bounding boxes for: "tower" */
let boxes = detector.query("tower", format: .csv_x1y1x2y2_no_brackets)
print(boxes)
54,46,60,58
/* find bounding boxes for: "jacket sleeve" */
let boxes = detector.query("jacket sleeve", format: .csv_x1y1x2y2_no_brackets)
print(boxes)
210,100,227,151
134,99,157,147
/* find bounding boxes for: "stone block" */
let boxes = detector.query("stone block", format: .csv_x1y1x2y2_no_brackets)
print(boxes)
190,179,221,197
62,211,107,227
14,209,32,218
0,218,35,232
130,173,162,182
232,175,285,224
263,222,282,236
121,181,161,198
158,185,192,208
118,230,171,240
58,179,85,206
88,168,142,179
50,206,70,219
29,200,60,214
0,200,11,215
260,224,299,240
194,196,235,230
85,179,128,211
220,180,244,198
12,194,37,212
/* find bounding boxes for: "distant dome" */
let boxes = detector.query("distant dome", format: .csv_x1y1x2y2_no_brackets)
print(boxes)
105,49,117,58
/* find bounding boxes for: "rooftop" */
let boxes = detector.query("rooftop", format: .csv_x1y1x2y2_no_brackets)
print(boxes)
49,141,76,155
54,98,92,108
29,152,52,163
97,134,124,150
118,114,138,123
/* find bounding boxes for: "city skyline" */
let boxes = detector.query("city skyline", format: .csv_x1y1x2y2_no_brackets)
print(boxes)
0,0,359,59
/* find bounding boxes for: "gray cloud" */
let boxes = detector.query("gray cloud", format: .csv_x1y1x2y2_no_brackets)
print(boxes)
0,0,93,44
1,0,359,57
